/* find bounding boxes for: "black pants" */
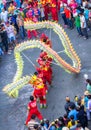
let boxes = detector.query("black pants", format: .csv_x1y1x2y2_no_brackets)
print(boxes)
81,28,88,38
2,40,8,52
14,23,19,33
61,13,68,25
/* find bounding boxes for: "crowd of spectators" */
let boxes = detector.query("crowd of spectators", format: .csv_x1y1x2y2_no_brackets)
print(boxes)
0,0,91,55
25,74,91,130
60,2,91,39
26,94,91,130
0,0,47,55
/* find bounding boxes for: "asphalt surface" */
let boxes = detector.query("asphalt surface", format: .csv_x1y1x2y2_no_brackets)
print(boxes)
0,18,91,130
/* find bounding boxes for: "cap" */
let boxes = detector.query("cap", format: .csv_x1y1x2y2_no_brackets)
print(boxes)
84,91,89,96
62,127,69,130
84,74,88,79
51,122,55,125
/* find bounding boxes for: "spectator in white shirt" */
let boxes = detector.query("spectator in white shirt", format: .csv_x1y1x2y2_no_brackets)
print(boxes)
5,22,16,49
28,114,39,130
40,6,45,21
6,22,15,41
0,8,8,23
79,13,88,39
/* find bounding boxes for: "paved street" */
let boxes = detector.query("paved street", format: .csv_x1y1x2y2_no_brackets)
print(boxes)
0,19,91,130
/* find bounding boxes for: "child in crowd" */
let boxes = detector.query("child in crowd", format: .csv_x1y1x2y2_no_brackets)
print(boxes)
40,5,45,21
75,13,83,36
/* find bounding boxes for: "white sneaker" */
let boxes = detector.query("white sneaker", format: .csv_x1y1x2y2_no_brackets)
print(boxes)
7,52,11,54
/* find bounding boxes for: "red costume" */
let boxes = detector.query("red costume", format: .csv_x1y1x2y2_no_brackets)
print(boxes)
39,51,52,66
51,0,58,21
33,86,47,106
40,33,52,48
37,57,44,65
32,30,38,37
40,33,48,41
29,75,47,107
32,0,38,7
36,65,52,85
43,66,52,85
40,51,47,59
27,30,38,39
26,100,43,125
38,73,48,92
57,0,61,12
44,39,52,48
27,30,32,39
44,4,49,20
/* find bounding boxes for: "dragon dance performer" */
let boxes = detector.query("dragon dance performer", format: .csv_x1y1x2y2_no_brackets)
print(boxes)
40,34,53,66
38,72,48,93
43,3,49,20
33,82,47,108
36,34,53,86
39,51,52,66
42,38,52,48
36,57,49,92
26,95,43,125
37,52,53,87
57,0,61,12
51,0,58,21
40,33,52,48
29,73,47,108
40,33,48,40
32,70,48,92
36,63,52,86
39,33,53,71
37,51,52,67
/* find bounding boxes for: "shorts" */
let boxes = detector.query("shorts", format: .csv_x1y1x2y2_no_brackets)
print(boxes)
8,36,16,43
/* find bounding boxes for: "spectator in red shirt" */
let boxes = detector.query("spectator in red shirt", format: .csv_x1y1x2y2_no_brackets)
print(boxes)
64,6,73,29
